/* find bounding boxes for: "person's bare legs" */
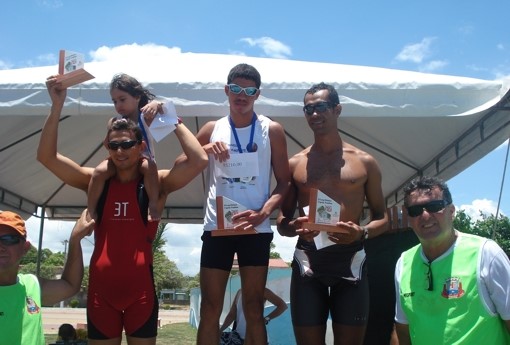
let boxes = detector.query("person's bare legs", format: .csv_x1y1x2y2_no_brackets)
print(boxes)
88,159,116,221
125,336,156,345
139,158,160,221
239,265,269,345
197,267,230,345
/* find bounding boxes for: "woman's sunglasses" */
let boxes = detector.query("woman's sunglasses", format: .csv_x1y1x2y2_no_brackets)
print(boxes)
227,84,259,97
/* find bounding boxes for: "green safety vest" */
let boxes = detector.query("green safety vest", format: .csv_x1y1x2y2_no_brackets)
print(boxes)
399,233,510,344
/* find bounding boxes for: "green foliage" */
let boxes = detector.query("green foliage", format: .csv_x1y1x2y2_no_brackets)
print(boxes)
454,210,510,254
20,245,38,265
184,273,200,290
69,298,80,308
82,267,89,290
45,252,66,266
269,241,281,259
152,251,185,295
20,262,58,279
153,222,168,253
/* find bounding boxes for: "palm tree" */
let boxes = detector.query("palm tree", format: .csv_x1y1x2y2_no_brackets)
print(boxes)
152,222,168,253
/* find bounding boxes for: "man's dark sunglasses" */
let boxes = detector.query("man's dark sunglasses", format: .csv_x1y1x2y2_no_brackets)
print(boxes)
227,84,259,97
0,234,24,246
303,101,335,116
406,199,450,218
107,140,140,150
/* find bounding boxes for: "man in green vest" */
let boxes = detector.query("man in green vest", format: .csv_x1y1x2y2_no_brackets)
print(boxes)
0,209,94,345
395,176,510,344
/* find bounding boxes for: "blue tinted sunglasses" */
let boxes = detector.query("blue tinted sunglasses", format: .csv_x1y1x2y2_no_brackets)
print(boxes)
303,101,335,116
406,199,450,218
107,140,140,150
0,234,24,246
227,84,259,97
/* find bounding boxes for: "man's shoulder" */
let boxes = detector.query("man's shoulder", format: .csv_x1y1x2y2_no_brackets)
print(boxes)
291,146,311,157
17,273,39,286
343,142,374,159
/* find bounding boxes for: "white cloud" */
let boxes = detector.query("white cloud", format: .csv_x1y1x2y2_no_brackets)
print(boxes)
395,37,436,64
457,198,504,222
90,43,182,62
419,60,448,73
457,25,474,35
497,43,505,51
38,0,63,9
0,59,11,70
240,37,292,59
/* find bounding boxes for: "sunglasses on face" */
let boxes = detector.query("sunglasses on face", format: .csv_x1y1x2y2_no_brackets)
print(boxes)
0,234,24,246
406,199,449,218
107,140,140,150
227,84,259,97
303,101,335,116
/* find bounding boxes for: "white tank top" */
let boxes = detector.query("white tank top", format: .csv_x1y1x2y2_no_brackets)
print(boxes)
203,114,273,232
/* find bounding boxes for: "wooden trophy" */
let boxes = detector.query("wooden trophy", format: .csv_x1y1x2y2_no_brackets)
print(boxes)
212,196,258,236
302,188,347,234
56,50,94,88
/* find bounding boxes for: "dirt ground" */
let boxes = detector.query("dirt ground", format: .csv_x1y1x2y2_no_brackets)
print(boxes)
42,307,190,334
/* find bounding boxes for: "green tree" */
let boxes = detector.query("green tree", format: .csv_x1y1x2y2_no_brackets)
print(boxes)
45,252,66,266
153,251,185,294
184,273,200,290
454,210,510,254
20,262,57,279
153,222,168,253
20,245,38,265
269,242,281,259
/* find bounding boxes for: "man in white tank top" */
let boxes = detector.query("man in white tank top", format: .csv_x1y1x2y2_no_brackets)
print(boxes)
195,63,290,345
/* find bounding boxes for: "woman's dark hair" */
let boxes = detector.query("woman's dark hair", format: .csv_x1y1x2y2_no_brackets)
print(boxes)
110,73,156,108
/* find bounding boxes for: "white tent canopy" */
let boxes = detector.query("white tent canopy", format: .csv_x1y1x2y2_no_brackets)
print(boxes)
1,49,509,221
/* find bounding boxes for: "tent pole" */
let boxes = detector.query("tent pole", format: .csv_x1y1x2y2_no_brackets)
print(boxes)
492,138,510,240
36,206,46,276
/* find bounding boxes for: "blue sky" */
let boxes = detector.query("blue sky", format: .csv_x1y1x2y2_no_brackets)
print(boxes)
3,0,510,275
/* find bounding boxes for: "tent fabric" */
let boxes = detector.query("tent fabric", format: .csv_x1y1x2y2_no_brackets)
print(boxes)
1,51,509,221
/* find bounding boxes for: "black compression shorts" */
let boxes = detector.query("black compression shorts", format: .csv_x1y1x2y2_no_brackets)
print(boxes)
200,231,273,271
290,260,369,326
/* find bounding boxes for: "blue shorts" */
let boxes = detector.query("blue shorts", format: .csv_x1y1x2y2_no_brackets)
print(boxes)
200,231,273,271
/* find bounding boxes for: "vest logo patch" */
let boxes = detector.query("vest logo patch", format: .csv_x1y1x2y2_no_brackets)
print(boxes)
441,277,465,299
402,292,415,298
26,296,40,314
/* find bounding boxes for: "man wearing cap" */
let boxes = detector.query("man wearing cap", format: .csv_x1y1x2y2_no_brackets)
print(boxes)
0,209,94,345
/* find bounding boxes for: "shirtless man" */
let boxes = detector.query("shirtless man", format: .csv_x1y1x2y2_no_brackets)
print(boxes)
277,82,389,345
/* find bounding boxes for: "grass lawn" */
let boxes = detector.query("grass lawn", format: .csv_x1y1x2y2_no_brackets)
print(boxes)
45,322,197,344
